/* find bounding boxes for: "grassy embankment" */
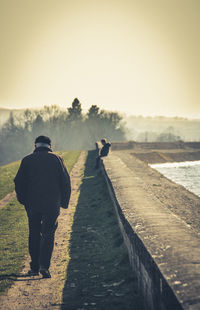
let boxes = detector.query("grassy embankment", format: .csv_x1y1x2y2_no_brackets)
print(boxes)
0,161,20,200
0,151,81,295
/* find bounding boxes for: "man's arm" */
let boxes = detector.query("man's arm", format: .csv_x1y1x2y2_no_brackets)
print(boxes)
58,157,71,209
14,158,28,205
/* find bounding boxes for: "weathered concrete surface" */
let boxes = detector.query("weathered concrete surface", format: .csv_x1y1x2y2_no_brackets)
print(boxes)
101,151,200,310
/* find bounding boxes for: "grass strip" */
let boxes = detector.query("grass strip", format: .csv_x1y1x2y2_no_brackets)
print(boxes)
0,198,28,294
60,151,81,174
0,161,20,200
0,150,81,295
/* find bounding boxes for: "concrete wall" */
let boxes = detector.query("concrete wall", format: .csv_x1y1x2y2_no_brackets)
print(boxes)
96,143,200,310
101,166,182,310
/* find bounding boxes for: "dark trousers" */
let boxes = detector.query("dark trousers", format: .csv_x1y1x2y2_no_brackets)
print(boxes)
95,155,104,168
95,156,100,168
27,211,58,271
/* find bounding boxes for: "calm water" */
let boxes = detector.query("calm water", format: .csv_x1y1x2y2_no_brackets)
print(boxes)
150,161,200,198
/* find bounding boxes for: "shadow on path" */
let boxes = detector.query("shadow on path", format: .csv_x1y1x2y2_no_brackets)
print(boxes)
61,151,143,310
0,273,43,282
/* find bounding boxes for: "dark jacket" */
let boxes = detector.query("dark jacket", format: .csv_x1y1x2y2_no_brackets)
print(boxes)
14,147,71,214
100,143,111,157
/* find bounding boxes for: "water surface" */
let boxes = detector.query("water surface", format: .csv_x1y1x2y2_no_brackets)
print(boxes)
151,161,200,198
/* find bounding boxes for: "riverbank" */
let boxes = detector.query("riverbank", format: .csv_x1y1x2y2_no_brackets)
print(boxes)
131,149,200,164
111,141,200,164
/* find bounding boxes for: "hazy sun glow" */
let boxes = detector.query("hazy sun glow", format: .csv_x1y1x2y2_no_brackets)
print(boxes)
0,0,200,117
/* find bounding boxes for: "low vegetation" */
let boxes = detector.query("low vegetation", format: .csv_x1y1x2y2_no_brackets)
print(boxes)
58,150,81,173
0,161,20,200
0,198,29,294
0,151,81,295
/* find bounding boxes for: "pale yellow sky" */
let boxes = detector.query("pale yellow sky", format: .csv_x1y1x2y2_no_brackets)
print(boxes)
0,0,200,117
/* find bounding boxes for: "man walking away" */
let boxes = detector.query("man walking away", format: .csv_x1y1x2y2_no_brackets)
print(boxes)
14,135,71,278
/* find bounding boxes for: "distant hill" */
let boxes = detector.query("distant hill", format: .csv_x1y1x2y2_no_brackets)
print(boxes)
125,115,200,142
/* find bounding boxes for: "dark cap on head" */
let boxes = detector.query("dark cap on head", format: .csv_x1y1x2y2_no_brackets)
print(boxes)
35,135,51,145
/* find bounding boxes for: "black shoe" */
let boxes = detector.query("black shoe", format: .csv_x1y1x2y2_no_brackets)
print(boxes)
40,268,51,278
27,269,39,276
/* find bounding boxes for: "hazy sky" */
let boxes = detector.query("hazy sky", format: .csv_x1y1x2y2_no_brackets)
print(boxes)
0,0,200,117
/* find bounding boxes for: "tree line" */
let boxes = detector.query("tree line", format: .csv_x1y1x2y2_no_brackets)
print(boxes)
0,98,125,165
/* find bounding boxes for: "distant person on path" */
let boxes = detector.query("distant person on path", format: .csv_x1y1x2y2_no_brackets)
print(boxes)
14,135,71,278
95,138,111,168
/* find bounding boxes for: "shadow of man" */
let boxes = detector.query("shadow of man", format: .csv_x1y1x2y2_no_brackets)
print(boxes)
61,151,143,310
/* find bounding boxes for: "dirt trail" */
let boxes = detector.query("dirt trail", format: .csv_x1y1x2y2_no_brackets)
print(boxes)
0,192,15,210
0,151,86,310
